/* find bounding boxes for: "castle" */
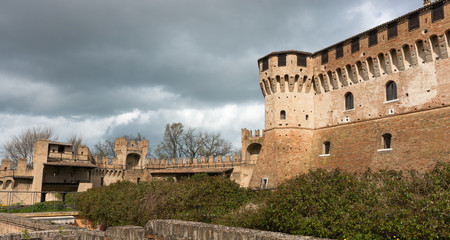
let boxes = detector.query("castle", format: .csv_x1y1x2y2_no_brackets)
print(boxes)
242,0,450,188
0,0,449,201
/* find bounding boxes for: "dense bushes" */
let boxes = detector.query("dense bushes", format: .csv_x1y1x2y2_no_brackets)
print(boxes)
77,163,449,239
77,174,256,226
231,163,449,239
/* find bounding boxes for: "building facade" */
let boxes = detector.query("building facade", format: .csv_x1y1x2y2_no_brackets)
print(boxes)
242,0,450,188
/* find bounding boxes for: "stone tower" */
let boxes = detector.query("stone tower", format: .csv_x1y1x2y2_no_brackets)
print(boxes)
248,51,317,188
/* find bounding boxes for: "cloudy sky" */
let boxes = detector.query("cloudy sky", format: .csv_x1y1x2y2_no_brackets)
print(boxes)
0,0,422,154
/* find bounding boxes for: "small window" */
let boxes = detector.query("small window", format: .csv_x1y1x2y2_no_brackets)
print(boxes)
260,178,268,189
137,178,141,183
345,92,354,110
351,37,360,53
262,58,269,71
280,110,286,120
297,54,307,67
408,13,420,31
368,30,378,47
386,81,397,101
323,141,331,154
387,22,398,39
58,146,65,153
382,133,392,149
305,114,309,120
336,44,343,59
432,2,444,22
100,177,104,186
321,50,328,64
278,54,286,67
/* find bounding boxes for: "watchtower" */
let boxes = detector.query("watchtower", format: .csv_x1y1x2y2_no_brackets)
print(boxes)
248,51,318,188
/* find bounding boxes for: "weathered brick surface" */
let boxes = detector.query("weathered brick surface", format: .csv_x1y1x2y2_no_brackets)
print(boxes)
247,1,450,188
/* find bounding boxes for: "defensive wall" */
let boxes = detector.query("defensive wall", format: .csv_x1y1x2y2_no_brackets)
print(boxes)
245,0,450,188
0,214,328,240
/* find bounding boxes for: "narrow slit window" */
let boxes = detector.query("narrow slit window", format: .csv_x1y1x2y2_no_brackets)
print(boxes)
351,37,360,53
386,81,397,101
262,58,269,71
297,53,307,67
368,30,378,47
387,22,398,39
432,2,444,22
336,44,343,59
382,133,392,149
323,141,331,154
278,54,286,67
321,50,328,64
408,13,420,31
280,110,286,120
345,92,354,110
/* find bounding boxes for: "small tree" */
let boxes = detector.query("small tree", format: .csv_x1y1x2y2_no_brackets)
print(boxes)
155,123,184,159
67,134,83,155
2,127,57,168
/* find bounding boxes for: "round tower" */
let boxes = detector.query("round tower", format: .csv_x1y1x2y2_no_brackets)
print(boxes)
249,50,317,188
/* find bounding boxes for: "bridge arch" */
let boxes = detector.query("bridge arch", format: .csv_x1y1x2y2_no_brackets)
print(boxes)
246,143,262,163
126,153,141,170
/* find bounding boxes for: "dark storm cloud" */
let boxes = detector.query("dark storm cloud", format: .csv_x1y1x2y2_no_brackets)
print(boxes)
0,0,421,117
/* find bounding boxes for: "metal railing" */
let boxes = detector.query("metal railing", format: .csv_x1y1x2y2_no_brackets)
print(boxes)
0,191,81,212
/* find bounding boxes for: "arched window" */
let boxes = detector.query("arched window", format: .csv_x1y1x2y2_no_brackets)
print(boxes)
280,110,286,120
382,133,392,149
386,81,397,101
345,92,354,110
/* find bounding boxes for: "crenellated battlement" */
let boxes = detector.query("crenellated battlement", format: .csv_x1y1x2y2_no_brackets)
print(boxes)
259,0,449,97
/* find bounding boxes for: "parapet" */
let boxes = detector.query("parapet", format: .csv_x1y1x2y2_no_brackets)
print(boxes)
241,128,264,139
146,154,243,169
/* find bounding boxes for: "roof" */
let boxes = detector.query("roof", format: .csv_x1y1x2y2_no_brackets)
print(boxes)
149,167,234,174
44,161,96,168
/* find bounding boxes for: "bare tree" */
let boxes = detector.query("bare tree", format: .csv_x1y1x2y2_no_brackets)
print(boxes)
180,128,205,160
200,132,232,157
67,134,83,155
2,127,57,168
155,123,233,160
155,123,184,159
93,133,151,160
93,139,116,160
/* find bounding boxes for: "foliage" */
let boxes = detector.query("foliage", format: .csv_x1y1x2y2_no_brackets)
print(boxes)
2,126,56,168
238,163,449,239
77,174,256,226
76,163,449,239
1,201,70,213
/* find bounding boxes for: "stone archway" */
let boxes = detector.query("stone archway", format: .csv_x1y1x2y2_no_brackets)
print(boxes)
246,143,262,163
126,153,141,170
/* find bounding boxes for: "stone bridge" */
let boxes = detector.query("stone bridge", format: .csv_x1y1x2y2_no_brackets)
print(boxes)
0,213,329,240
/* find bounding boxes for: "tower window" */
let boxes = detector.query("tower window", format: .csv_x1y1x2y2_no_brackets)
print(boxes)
382,133,392,149
432,2,444,22
408,13,420,31
262,58,269,71
345,92,354,110
260,177,268,189
336,44,343,59
280,110,286,120
368,30,378,47
351,37,360,53
278,54,286,67
58,146,65,153
387,22,398,39
323,141,331,155
386,81,397,101
321,50,328,64
297,54,307,67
